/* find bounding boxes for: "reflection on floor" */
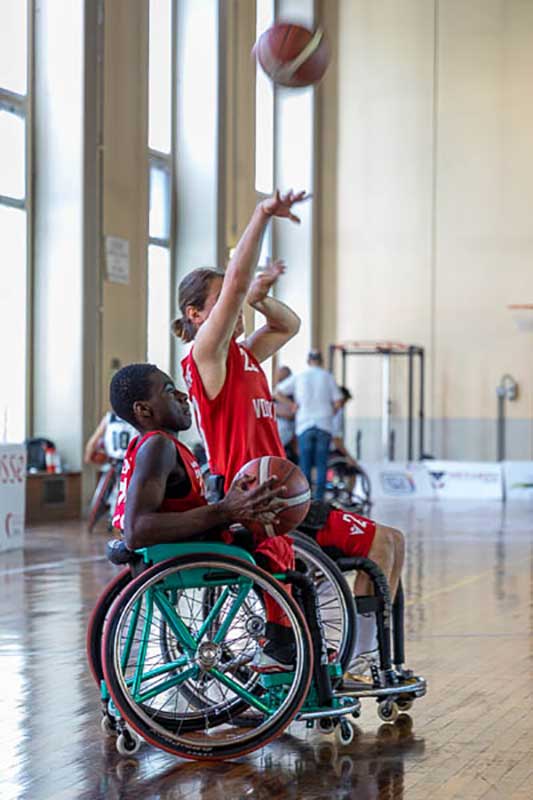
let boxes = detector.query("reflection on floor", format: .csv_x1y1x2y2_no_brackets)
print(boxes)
1,499,533,799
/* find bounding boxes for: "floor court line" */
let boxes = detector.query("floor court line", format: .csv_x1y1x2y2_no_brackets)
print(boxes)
0,554,107,577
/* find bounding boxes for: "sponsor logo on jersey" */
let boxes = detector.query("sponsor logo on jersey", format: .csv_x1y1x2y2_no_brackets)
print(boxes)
252,398,275,420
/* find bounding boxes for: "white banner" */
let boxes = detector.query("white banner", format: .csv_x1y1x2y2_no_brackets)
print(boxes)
361,461,434,500
424,460,503,500
0,444,26,552
503,462,533,500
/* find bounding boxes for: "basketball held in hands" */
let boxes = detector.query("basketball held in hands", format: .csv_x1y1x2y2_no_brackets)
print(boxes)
234,455,311,537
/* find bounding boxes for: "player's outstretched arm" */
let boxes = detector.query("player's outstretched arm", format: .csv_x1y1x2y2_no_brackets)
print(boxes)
194,191,308,374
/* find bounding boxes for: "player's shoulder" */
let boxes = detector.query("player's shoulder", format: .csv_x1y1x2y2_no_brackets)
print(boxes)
136,432,179,468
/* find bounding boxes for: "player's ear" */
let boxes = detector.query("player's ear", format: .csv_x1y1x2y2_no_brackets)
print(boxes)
133,400,152,422
185,304,203,324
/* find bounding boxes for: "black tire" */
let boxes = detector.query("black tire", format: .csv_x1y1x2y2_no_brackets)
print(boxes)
291,533,357,671
102,553,313,760
88,468,116,533
86,567,132,684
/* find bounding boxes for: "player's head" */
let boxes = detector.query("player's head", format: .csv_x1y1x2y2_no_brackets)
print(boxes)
110,364,192,433
307,349,323,366
172,267,245,342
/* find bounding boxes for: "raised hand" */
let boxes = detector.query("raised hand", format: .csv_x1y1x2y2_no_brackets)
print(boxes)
246,258,286,306
260,189,310,224
221,474,287,525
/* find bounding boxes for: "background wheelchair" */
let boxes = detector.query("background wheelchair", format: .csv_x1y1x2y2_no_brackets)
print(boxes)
87,534,426,760
323,457,372,513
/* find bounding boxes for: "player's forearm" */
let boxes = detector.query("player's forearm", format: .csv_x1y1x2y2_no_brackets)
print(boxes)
125,503,231,549
251,296,301,336
225,205,271,294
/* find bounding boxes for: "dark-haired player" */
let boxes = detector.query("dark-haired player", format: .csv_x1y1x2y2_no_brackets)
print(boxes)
109,362,294,672
174,190,405,678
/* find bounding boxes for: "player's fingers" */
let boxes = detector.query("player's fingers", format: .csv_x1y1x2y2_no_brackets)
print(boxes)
288,211,301,224
233,473,255,491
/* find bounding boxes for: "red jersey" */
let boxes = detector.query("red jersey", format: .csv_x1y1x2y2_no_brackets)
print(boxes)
112,430,206,531
182,338,285,492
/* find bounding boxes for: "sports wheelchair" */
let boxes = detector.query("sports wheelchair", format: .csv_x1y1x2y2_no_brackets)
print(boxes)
324,457,372,513
87,534,425,760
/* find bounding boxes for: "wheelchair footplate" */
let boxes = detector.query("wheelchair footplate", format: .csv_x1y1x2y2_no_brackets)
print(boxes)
332,668,427,722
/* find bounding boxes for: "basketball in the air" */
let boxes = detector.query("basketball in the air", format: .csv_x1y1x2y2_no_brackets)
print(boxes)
254,22,330,88
234,455,311,537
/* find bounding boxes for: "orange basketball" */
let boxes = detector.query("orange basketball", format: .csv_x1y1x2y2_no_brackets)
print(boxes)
255,22,330,88
234,455,311,537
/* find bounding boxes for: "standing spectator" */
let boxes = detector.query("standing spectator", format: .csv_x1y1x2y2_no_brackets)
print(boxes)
276,350,342,500
274,365,298,464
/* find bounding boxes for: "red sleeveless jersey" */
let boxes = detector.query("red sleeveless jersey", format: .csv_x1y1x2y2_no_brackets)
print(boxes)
112,430,206,531
182,338,285,491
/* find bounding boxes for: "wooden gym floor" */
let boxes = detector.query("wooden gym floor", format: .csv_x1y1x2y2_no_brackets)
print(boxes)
1,499,533,800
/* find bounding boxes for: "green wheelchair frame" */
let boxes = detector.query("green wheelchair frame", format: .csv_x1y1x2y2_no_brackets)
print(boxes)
97,541,361,760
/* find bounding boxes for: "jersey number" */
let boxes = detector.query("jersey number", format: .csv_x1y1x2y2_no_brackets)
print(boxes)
112,431,130,452
240,347,260,373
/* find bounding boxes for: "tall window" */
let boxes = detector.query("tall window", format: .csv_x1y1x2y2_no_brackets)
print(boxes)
0,1,30,442
255,0,275,267
147,0,173,371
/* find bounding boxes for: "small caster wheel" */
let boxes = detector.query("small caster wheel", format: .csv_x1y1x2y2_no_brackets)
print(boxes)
336,719,355,746
377,701,399,723
101,715,117,736
116,729,141,756
318,717,335,734
397,697,413,712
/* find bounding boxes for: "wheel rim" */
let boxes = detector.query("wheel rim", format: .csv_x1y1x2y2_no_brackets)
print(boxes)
107,559,312,753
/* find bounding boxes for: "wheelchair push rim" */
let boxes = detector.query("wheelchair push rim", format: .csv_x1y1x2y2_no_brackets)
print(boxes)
102,554,314,760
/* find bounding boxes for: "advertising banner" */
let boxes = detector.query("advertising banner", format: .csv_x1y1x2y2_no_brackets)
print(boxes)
424,460,503,500
0,444,26,552
361,462,434,500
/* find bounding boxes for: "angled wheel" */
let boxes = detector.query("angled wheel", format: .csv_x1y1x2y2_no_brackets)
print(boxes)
291,533,357,671
87,567,132,685
102,554,313,761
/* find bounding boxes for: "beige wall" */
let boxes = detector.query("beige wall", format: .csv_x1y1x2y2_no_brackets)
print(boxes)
323,0,533,459
101,0,149,412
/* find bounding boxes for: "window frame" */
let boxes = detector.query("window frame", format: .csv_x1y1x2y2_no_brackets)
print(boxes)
146,0,176,375
0,0,33,440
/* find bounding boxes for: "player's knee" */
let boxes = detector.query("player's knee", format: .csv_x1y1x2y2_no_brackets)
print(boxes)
386,525,405,564
376,525,404,560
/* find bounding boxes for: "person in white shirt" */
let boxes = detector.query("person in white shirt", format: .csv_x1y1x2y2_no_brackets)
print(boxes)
276,350,343,500
274,365,298,464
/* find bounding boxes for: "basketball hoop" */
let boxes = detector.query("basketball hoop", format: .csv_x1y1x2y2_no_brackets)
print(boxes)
507,305,533,332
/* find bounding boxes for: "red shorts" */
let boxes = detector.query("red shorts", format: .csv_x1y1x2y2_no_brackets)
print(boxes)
315,508,377,559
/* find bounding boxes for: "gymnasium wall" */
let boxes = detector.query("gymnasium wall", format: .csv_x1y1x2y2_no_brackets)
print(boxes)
323,0,533,461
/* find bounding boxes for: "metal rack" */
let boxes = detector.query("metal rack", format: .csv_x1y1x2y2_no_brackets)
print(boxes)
328,341,426,461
